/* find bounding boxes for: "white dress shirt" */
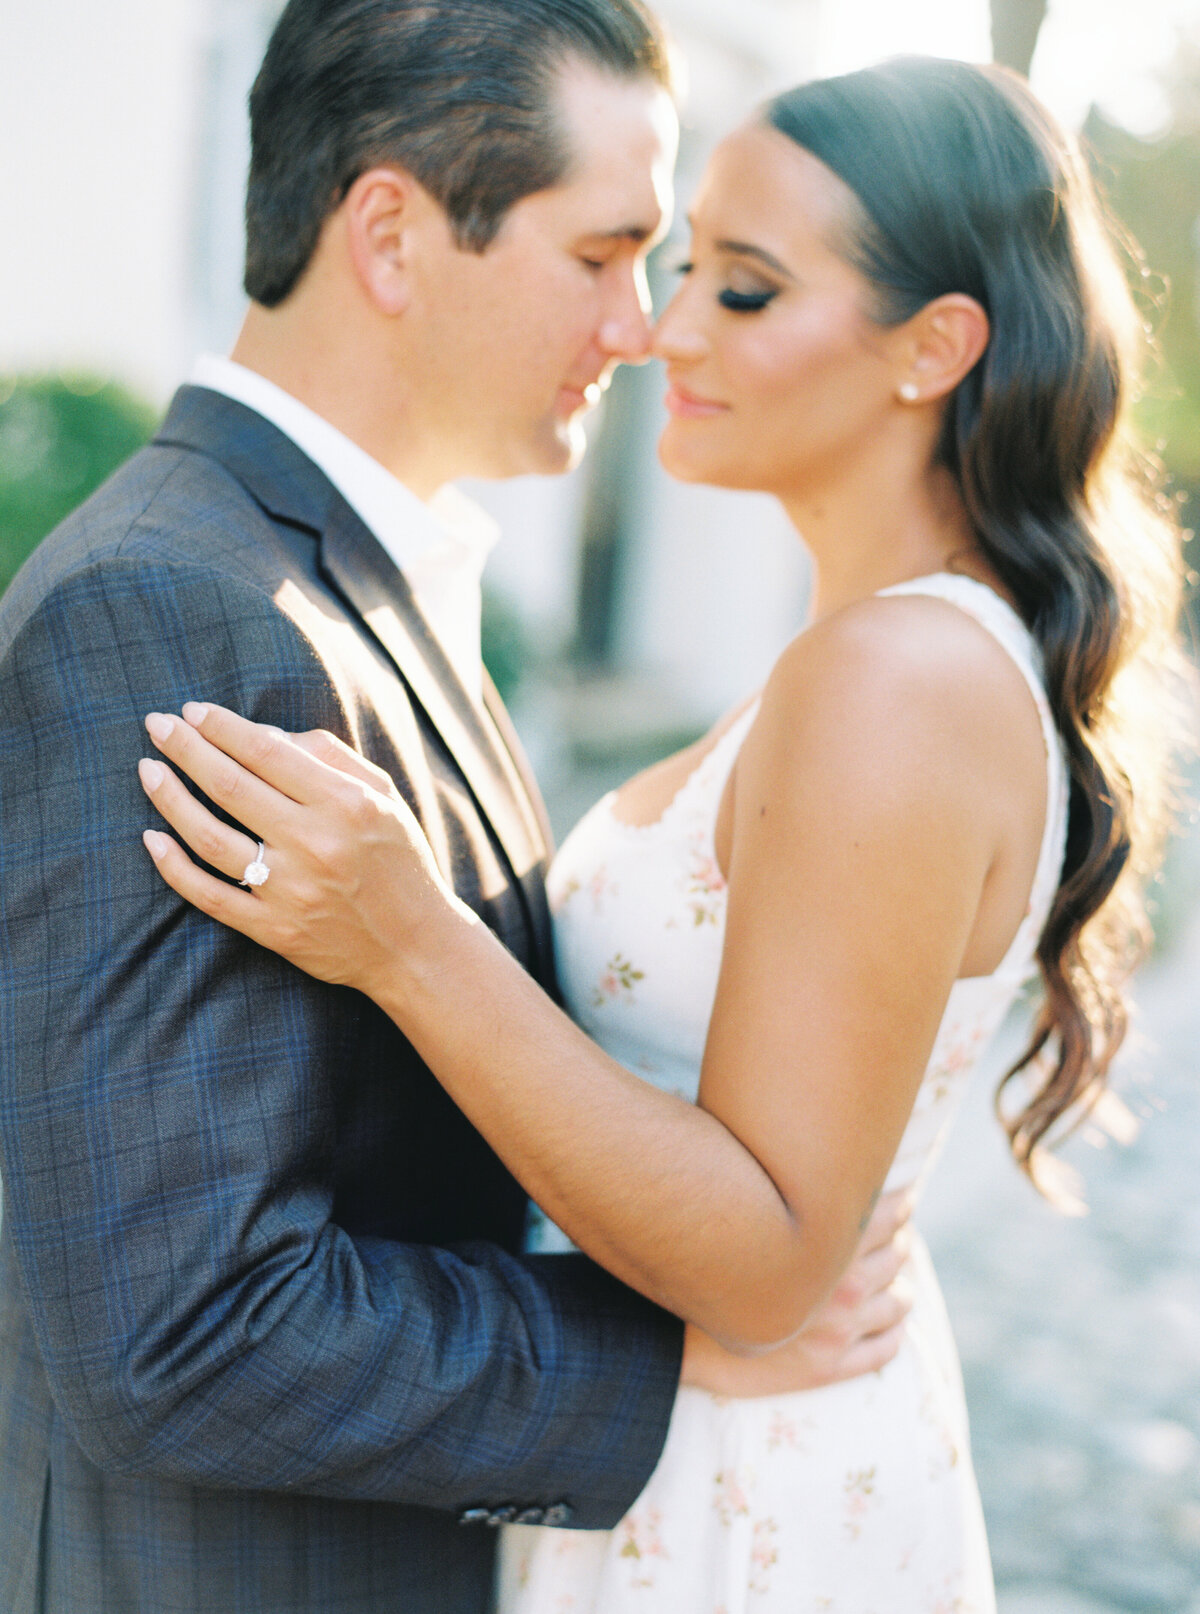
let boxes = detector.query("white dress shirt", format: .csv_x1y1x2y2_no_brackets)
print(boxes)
190,354,497,702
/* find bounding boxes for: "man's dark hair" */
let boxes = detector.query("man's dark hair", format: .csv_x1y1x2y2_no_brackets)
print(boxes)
245,0,673,306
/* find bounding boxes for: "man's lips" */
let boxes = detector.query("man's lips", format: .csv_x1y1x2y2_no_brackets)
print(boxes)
664,382,728,419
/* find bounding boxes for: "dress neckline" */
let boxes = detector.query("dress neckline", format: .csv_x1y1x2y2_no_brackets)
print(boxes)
603,696,762,841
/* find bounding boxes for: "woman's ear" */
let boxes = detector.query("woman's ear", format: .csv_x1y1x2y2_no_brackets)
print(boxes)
894,294,990,405
343,166,419,317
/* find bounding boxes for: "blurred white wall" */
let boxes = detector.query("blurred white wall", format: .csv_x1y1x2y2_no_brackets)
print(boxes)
0,0,820,727
0,0,204,401
602,0,819,718
0,0,282,401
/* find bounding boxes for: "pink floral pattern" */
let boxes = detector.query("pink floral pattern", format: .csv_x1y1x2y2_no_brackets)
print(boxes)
616,1506,670,1589
842,1466,879,1541
748,1518,779,1593
712,1466,753,1527
682,846,727,929
549,874,580,915
591,952,645,1009
589,864,619,913
766,1410,807,1453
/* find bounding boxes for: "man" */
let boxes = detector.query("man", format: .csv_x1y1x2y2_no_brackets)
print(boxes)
0,3,907,1609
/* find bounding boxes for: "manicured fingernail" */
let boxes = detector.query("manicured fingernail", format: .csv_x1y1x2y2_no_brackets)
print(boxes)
182,702,211,726
138,758,165,791
145,712,173,744
143,830,169,861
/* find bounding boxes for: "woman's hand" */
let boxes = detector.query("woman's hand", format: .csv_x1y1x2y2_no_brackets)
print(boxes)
678,1189,914,1397
138,702,464,998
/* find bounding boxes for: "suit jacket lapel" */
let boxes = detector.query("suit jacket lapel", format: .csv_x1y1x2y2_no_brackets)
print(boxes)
158,386,556,977
481,670,555,855
477,669,556,983
319,500,549,889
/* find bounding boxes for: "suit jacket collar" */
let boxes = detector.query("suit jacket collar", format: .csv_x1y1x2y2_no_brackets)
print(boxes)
156,384,339,535
155,386,554,970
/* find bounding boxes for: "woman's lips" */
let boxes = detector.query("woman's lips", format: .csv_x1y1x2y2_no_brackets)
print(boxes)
664,383,728,419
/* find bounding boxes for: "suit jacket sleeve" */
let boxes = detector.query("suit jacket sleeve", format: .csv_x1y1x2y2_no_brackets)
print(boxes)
0,552,682,1524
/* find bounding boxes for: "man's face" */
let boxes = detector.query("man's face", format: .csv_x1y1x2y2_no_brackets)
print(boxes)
402,61,678,485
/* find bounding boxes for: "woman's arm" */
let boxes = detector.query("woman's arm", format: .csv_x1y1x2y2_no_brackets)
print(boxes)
680,1189,913,1393
140,598,1026,1351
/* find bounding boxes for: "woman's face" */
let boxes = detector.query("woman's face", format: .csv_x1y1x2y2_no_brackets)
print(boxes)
653,121,905,500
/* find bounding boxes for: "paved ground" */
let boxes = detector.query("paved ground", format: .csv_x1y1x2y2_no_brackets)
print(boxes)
922,899,1200,1612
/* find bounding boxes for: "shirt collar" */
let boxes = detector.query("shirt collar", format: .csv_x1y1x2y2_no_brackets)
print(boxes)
189,354,498,574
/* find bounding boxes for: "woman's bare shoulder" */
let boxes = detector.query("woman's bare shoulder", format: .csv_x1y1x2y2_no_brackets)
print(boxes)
759,591,1039,743
736,590,1046,831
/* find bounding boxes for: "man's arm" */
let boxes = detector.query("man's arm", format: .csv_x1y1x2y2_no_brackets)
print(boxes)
0,553,680,1524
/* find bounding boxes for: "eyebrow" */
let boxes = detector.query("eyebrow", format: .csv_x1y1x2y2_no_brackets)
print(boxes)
683,213,796,279
713,239,796,280
582,224,661,245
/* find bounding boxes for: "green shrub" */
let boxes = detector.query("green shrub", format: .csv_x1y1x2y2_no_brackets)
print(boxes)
0,374,156,595
0,372,531,696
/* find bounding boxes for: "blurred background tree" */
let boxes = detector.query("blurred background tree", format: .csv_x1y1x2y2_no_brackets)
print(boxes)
0,373,529,700
991,0,1048,74
0,376,155,595
989,0,1197,544
1087,40,1200,534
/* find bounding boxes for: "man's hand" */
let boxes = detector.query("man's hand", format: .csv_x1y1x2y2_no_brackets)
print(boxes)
679,1188,913,1397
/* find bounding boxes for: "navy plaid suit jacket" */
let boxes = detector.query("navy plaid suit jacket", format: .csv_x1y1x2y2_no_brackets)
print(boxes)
0,387,681,1613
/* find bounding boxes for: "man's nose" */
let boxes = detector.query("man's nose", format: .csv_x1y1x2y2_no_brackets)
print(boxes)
597,268,655,365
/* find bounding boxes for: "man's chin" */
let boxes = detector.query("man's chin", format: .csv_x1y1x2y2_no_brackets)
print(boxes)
523,418,589,477
470,417,589,482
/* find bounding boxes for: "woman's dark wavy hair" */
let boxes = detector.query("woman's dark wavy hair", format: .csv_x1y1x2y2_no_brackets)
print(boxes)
768,57,1189,1196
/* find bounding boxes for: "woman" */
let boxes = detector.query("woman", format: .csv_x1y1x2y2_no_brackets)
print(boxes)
137,58,1185,1612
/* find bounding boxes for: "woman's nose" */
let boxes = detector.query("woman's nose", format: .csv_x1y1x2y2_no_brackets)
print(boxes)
651,289,710,364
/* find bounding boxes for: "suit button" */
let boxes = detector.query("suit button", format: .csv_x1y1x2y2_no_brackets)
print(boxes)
458,1507,491,1526
488,1504,518,1525
513,1506,545,1525
542,1502,574,1526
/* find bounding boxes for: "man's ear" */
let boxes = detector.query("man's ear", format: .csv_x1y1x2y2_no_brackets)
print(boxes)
894,293,989,404
343,166,421,317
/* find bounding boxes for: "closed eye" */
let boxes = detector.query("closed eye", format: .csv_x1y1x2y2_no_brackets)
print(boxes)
718,288,777,313
673,260,778,314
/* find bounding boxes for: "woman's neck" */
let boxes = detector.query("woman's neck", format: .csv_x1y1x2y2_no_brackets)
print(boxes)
784,457,986,622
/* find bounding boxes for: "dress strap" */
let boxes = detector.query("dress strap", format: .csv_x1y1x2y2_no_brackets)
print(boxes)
876,573,1069,981
876,573,1046,723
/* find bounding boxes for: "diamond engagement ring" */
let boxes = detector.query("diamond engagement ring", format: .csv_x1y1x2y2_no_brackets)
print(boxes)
239,842,270,889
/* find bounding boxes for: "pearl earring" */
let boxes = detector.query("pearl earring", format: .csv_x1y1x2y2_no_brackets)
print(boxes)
898,382,920,403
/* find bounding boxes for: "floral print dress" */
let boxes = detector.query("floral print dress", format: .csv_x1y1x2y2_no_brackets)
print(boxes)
498,575,1069,1614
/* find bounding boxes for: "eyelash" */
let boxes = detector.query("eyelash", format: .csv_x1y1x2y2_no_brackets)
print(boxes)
718,289,777,313
674,262,778,314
